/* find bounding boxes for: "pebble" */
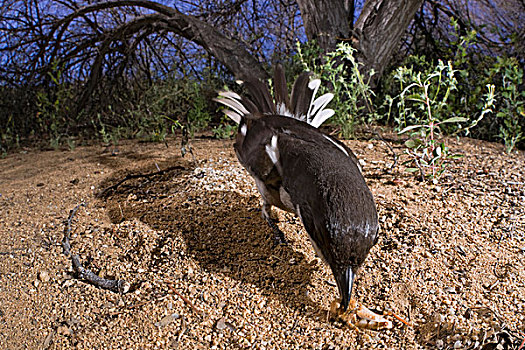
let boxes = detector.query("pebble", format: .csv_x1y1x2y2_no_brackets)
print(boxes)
38,270,50,282
436,339,444,349
216,317,227,330
57,325,72,336
155,313,179,327
453,340,462,349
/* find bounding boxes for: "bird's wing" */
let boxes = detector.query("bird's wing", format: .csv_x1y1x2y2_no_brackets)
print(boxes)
262,120,378,265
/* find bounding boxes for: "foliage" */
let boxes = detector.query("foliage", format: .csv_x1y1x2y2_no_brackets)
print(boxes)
489,57,525,153
35,62,74,149
296,41,376,138
212,122,236,139
399,119,465,182
391,58,495,181
380,17,523,161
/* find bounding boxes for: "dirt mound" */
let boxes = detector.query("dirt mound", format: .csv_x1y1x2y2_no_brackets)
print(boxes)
0,137,523,349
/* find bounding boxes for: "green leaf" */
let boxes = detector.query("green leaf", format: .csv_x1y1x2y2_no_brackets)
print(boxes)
440,117,468,124
398,125,423,134
449,154,464,159
405,168,420,173
405,138,422,148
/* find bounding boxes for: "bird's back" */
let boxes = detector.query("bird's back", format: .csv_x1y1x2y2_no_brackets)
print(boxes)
237,115,378,269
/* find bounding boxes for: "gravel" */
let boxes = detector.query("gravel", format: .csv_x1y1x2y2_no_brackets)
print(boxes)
0,136,523,349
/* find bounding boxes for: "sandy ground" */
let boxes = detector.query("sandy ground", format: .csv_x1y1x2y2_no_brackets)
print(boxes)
0,135,524,349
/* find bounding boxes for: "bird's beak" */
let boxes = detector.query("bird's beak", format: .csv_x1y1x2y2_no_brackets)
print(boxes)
335,267,355,312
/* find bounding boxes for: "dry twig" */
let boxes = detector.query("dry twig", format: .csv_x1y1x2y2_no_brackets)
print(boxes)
166,281,205,317
62,202,85,256
62,203,130,293
72,254,130,293
96,165,186,198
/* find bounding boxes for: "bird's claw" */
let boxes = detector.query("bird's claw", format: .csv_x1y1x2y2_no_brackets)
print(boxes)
330,299,393,331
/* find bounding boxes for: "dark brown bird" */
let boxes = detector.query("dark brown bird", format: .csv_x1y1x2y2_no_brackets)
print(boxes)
215,65,383,324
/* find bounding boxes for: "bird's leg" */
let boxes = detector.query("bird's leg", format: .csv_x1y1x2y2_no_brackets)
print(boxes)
262,203,287,245
330,298,393,331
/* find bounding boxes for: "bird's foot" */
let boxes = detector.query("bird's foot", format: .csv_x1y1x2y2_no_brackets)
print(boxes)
330,299,394,331
265,216,287,246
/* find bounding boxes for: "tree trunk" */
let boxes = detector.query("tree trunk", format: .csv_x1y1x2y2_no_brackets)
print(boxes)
297,0,424,80
296,0,352,52
354,0,424,78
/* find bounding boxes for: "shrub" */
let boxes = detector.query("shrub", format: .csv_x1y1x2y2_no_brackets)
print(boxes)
296,41,376,138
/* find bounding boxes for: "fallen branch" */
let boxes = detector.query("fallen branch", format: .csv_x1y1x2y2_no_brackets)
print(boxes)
96,165,186,198
72,254,130,293
62,202,85,256
166,281,205,316
62,203,130,294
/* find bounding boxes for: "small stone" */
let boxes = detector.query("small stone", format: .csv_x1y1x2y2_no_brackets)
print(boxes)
57,325,71,336
62,280,74,288
436,339,444,349
216,317,227,330
39,270,50,283
453,340,462,349
155,313,179,327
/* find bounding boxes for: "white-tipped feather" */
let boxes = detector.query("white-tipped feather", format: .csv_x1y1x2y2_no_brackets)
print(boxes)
220,90,243,101
216,76,335,128
306,79,321,118
309,93,334,118
276,102,293,117
216,93,250,115
223,109,242,124
214,95,249,116
265,135,279,165
310,109,335,128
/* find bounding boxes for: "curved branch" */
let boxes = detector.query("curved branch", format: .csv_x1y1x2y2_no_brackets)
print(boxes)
164,12,268,81
38,1,267,105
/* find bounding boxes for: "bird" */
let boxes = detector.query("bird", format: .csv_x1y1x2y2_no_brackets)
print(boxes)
215,65,390,329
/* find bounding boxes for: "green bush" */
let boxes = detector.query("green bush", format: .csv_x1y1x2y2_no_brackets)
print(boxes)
296,41,376,138
0,69,223,151
380,19,523,152
490,57,524,153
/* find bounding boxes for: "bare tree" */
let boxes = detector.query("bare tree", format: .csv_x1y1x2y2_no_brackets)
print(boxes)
408,0,525,63
2,1,425,86
0,0,429,139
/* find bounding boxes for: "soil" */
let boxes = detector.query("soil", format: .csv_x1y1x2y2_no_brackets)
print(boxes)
0,135,524,350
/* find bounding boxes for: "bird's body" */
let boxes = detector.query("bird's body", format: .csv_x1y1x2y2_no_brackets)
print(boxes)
215,65,380,316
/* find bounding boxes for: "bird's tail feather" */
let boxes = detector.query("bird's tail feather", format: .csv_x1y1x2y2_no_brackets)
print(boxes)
215,64,334,128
